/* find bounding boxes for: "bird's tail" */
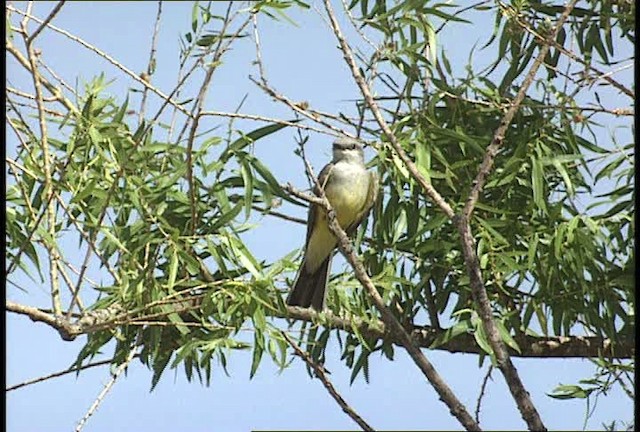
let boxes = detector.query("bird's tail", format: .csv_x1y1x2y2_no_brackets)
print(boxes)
286,256,332,310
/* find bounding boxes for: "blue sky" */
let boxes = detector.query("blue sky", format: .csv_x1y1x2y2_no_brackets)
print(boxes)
6,2,634,431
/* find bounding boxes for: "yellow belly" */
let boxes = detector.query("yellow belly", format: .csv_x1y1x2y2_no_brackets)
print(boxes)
304,169,370,273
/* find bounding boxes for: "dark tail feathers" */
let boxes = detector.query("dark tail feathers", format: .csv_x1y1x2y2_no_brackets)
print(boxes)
286,256,332,310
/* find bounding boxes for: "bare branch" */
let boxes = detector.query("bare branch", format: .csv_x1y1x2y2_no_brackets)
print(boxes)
249,12,355,139
21,9,63,315
5,39,77,113
139,0,163,122
7,357,134,392
201,109,333,135
75,348,138,432
453,3,580,430
475,366,494,425
27,0,66,44
320,0,455,219
282,332,375,431
7,4,191,118
463,0,579,219
506,4,634,99
6,301,80,341
285,184,479,429
183,5,251,235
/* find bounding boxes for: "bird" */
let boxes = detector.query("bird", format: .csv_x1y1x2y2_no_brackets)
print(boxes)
286,137,378,310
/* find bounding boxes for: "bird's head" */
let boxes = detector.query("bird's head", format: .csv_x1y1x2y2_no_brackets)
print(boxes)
332,137,364,163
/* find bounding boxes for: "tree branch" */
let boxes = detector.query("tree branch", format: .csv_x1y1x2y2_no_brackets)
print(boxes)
282,332,375,431
321,0,455,220
74,348,137,432
455,2,580,430
7,297,633,360
6,356,138,392
283,185,479,430
26,0,66,44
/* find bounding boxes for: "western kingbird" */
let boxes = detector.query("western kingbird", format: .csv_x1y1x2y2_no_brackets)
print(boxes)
286,138,378,310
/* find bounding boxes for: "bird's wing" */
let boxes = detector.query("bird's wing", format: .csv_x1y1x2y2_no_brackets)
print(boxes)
304,162,335,246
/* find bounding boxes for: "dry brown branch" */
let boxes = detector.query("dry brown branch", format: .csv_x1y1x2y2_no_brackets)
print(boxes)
463,1,578,219
283,182,479,430
6,299,632,359
321,0,455,220
139,0,163,122
200,110,331,135
282,332,375,431
184,5,252,235
453,2,580,430
475,366,494,425
6,356,134,392
26,0,67,44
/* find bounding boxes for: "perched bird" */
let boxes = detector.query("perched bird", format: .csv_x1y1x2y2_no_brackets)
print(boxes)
286,137,378,310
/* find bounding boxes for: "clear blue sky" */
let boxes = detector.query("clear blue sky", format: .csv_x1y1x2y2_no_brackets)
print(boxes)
6,2,633,431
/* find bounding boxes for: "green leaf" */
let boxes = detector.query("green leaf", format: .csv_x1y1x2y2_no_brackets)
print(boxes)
167,247,178,289
250,332,264,379
495,320,521,354
429,320,472,349
228,122,295,155
240,159,254,219
530,157,547,213
209,202,243,233
472,319,493,357
548,384,593,400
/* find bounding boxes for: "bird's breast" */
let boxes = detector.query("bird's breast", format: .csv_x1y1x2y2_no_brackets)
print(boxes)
324,162,369,228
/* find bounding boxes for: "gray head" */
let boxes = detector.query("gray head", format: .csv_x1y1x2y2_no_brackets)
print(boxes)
332,137,364,163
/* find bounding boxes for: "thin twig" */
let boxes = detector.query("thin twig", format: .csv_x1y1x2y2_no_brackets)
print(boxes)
201,109,334,135
27,0,66,44
320,0,455,219
22,6,63,315
7,356,135,392
8,4,192,118
138,0,163,122
74,348,138,432
251,76,356,139
475,366,494,425
249,13,355,139
183,5,251,235
282,332,375,432
5,39,78,113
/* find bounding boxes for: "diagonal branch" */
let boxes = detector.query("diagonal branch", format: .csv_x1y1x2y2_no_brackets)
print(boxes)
283,185,479,430
462,0,581,220
454,2,580,431
249,13,355,140
74,348,138,432
321,0,455,219
6,356,137,392
506,4,634,99
26,0,66,44
282,332,375,431
138,0,163,122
